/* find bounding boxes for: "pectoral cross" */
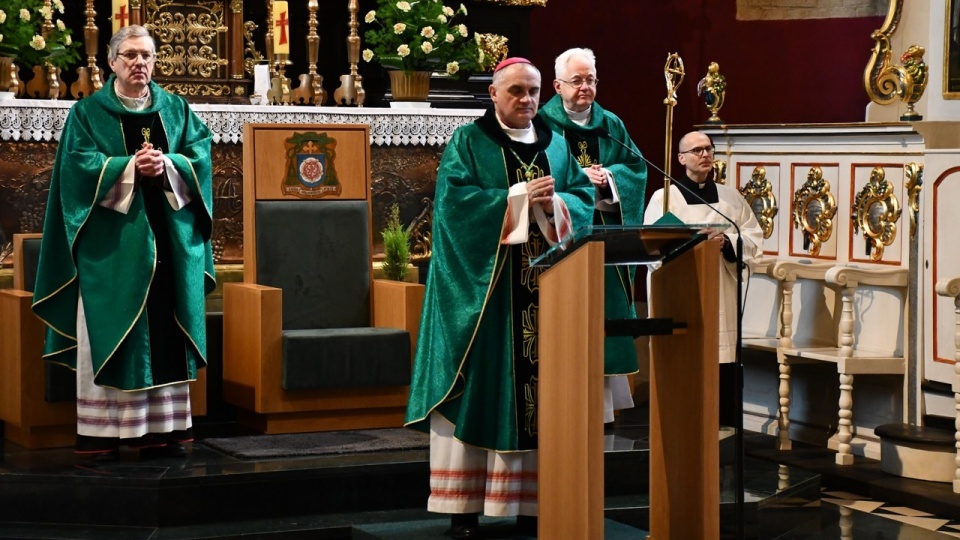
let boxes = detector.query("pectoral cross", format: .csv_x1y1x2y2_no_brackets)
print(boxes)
141,127,151,149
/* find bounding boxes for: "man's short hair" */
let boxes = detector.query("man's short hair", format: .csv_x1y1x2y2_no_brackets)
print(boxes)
108,25,155,62
554,48,596,80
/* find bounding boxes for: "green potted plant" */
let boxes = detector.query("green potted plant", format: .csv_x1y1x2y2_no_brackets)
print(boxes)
381,203,412,282
373,203,425,350
361,0,483,101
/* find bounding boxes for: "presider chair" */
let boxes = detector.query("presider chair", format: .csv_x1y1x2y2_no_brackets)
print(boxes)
222,123,424,434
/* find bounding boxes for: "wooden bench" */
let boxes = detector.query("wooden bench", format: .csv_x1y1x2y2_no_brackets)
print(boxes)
775,264,909,465
762,260,907,464
762,259,835,451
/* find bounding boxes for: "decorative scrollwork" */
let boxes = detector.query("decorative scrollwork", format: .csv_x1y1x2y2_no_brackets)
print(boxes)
158,82,232,96
146,0,228,80
712,159,727,185
740,166,779,239
243,21,266,78
864,0,905,105
852,166,901,260
863,0,927,120
792,166,837,256
904,162,923,239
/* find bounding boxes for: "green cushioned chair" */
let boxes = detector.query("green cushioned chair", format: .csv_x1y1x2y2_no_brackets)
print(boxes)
222,123,424,435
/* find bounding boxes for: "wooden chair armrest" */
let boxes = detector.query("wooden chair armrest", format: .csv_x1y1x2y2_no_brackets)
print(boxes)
826,265,908,289
766,259,834,281
373,279,425,357
222,282,282,411
936,276,960,299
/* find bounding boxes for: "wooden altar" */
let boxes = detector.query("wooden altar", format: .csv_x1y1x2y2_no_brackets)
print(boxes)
0,100,483,268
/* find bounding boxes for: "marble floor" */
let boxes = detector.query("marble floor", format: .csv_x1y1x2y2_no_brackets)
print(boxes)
2,405,960,539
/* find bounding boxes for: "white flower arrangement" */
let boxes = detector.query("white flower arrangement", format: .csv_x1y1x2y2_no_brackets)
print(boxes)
362,0,479,76
0,0,79,70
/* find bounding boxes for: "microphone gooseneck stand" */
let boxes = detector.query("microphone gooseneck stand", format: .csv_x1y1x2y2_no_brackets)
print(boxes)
598,128,746,539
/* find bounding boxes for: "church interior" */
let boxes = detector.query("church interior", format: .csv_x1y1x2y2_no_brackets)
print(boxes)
3,0,960,538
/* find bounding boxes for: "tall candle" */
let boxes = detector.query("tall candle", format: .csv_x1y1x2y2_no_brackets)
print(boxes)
112,0,130,35
272,1,290,55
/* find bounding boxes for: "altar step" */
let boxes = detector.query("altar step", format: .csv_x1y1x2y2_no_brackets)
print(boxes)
875,421,956,484
0,428,822,539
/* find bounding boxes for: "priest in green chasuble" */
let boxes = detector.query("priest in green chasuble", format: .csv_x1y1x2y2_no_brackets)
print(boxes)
31,25,214,460
405,58,593,538
540,47,647,423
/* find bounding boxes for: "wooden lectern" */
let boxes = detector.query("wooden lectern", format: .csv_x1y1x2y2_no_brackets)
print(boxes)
537,225,721,540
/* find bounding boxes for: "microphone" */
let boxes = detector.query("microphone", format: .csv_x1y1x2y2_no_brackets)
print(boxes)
595,125,748,540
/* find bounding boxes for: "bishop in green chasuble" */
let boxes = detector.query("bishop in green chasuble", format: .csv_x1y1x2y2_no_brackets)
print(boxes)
406,108,592,453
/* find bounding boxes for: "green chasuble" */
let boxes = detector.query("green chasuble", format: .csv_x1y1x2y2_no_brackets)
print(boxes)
32,75,215,391
539,95,647,376
405,110,594,452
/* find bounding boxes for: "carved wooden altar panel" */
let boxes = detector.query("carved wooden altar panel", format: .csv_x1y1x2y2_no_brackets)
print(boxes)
0,141,441,267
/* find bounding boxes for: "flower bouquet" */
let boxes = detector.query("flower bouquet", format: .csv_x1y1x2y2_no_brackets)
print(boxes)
0,0,80,71
362,0,483,77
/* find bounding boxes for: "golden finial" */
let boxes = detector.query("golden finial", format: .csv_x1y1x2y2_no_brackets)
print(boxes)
697,62,726,125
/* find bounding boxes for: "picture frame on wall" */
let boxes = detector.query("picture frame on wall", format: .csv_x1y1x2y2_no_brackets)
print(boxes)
945,0,960,98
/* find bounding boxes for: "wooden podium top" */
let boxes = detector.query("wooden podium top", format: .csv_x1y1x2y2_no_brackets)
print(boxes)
529,224,719,268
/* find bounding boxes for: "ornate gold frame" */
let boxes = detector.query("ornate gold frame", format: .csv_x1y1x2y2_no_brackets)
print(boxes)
740,166,778,239
792,166,837,256
852,166,901,261
945,0,960,98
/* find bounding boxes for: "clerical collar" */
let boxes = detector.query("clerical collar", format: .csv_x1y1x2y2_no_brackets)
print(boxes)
674,173,719,205
563,104,592,126
495,112,536,144
115,80,152,111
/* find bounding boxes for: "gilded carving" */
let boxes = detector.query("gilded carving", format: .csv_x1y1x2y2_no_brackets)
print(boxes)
243,21,266,77
476,33,509,71
904,162,923,239
159,82,233,96
864,0,927,119
739,166,778,239
792,166,837,256
147,0,229,79
852,166,901,261
712,159,727,185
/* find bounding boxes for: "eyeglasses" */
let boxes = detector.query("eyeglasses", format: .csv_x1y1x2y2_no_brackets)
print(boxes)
558,77,598,88
116,50,156,63
679,146,715,157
